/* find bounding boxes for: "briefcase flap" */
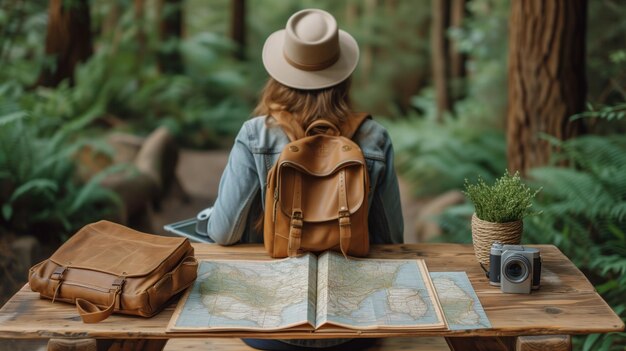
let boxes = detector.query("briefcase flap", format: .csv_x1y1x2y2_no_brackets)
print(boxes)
49,220,191,277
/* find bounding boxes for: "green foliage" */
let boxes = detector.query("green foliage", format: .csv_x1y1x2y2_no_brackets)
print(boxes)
448,0,510,118
85,2,252,148
387,0,509,196
524,134,626,351
587,1,626,106
464,170,539,223
0,2,126,239
386,107,506,196
0,2,48,85
437,132,626,350
573,103,626,122
0,89,121,240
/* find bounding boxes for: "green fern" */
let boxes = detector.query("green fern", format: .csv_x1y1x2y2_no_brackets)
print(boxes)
386,115,506,196
0,93,121,239
524,135,626,351
571,103,626,121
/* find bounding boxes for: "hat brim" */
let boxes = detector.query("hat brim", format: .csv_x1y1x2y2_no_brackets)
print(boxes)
262,29,359,90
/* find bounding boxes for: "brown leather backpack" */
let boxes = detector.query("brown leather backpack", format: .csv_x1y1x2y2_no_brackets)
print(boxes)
264,112,370,258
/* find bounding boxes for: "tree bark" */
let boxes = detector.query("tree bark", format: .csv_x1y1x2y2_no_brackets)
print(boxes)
345,0,358,27
230,0,246,60
158,0,183,74
100,1,117,36
431,0,451,121
360,0,378,85
134,0,146,67
37,0,93,87
506,0,587,175
449,0,466,86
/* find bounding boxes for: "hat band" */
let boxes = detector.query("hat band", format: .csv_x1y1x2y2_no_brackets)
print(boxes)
283,51,340,72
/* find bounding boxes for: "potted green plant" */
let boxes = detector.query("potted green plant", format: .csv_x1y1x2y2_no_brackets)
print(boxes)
464,170,540,266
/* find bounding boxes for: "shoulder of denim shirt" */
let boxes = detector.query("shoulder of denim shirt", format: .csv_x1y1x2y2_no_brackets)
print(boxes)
353,117,390,162
240,115,290,154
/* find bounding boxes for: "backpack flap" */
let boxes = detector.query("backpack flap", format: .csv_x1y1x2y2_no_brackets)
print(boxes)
278,165,365,222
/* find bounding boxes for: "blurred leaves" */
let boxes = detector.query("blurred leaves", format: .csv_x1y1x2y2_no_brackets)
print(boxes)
0,96,121,238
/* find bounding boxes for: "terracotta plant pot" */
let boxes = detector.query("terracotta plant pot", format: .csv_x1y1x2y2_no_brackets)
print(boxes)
471,213,523,266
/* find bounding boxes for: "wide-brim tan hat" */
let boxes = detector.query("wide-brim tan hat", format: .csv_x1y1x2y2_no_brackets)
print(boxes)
262,9,359,90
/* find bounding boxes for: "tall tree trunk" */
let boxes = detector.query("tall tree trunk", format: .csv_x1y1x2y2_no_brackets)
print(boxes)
449,0,466,99
230,0,246,60
134,0,146,68
506,0,587,175
37,0,93,87
384,0,397,13
100,1,120,52
158,0,183,74
345,0,358,26
360,0,378,85
431,0,451,121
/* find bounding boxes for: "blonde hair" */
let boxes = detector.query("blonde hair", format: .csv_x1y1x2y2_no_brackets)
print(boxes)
253,77,352,129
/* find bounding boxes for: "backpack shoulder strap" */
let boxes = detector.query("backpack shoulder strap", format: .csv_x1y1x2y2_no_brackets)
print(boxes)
305,120,340,137
270,111,371,141
340,112,371,139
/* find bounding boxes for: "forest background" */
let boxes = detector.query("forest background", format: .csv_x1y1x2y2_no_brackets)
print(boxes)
0,1,625,350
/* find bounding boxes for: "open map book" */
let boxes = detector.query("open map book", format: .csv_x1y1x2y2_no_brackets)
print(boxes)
169,251,450,332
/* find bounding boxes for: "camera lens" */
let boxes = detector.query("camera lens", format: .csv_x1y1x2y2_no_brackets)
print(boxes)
506,262,524,278
503,255,530,283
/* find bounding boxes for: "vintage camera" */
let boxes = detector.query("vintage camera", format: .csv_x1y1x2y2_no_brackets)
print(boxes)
488,243,541,294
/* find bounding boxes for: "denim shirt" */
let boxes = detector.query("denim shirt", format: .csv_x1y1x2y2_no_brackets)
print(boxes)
205,115,404,245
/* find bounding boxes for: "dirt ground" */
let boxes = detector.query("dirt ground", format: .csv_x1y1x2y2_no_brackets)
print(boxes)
151,149,230,236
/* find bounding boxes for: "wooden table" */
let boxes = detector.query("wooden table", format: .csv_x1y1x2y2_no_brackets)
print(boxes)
0,244,623,351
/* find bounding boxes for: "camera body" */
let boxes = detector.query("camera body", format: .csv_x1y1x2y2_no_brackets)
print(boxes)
489,243,541,294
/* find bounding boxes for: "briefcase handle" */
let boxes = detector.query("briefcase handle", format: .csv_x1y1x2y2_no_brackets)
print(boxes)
75,277,125,323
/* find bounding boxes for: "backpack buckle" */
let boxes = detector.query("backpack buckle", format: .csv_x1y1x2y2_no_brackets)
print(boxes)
111,277,126,293
339,209,351,226
291,210,303,229
51,266,67,281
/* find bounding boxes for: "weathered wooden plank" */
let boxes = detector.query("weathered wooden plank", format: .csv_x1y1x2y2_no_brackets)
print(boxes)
48,338,96,351
163,337,451,351
46,338,170,351
447,336,515,351
516,335,571,351
0,244,621,341
1,287,617,340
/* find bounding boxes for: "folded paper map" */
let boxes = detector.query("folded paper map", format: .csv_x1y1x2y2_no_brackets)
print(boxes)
431,272,491,330
167,251,448,332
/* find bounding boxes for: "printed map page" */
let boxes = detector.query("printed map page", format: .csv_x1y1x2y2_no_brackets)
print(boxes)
430,272,491,330
168,253,317,331
316,251,446,330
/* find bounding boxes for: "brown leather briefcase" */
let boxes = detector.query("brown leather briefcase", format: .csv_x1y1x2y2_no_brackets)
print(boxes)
29,220,197,323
